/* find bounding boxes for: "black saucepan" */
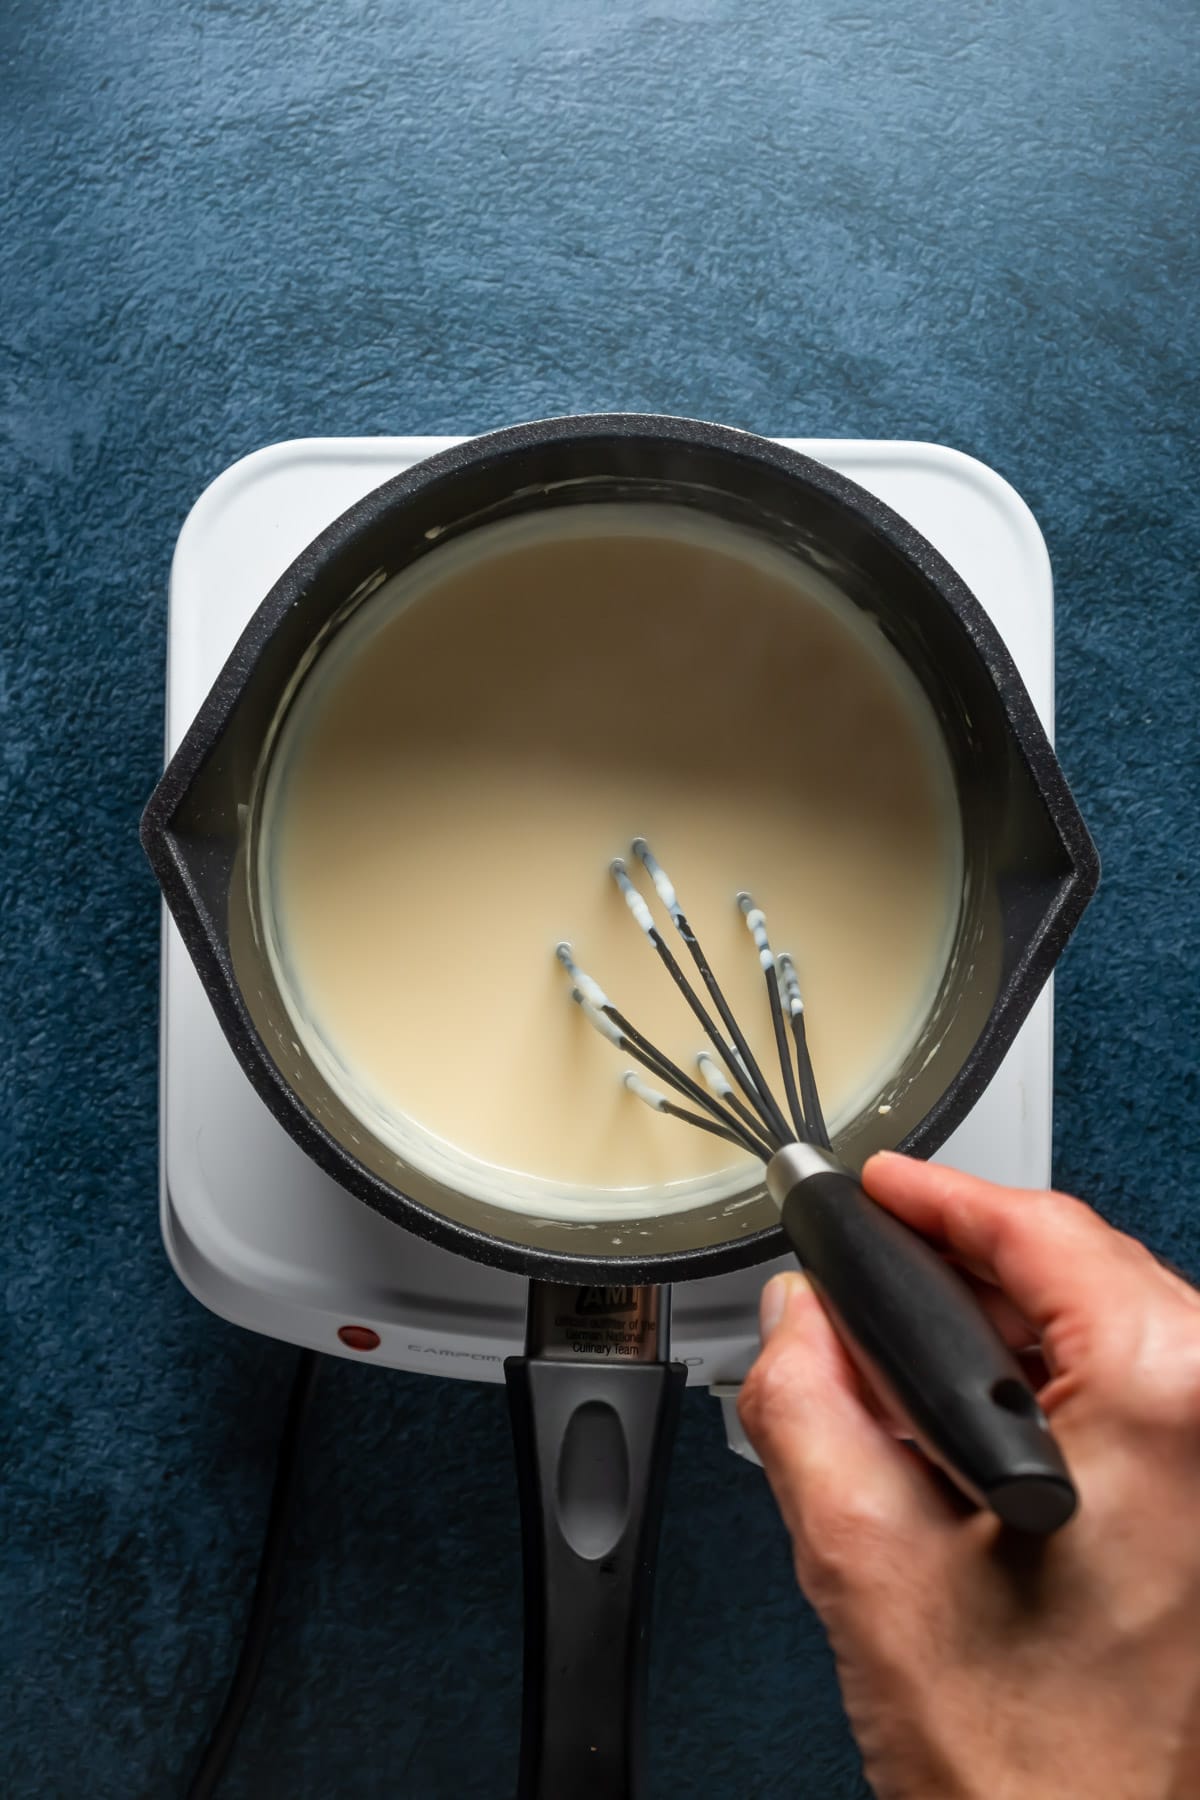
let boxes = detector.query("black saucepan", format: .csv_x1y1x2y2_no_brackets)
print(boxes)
143,415,1098,1798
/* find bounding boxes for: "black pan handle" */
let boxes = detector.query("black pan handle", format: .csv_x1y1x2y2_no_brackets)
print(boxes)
505,1283,686,1800
767,1146,1077,1534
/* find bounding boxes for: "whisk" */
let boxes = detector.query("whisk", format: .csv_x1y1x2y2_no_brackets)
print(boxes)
559,838,1077,1535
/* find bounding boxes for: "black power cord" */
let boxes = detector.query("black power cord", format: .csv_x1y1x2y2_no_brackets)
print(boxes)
186,1348,322,1799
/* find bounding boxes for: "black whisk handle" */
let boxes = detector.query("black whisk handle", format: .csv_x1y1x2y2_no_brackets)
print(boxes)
766,1146,1077,1534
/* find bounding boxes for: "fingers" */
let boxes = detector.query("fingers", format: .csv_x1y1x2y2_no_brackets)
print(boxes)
957,1268,1039,1351
862,1152,1146,1339
738,1272,952,1558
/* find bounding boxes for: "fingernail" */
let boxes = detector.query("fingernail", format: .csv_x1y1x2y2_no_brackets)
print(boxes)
759,1271,807,1343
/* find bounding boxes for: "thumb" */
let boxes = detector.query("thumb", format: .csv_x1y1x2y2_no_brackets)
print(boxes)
738,1272,952,1562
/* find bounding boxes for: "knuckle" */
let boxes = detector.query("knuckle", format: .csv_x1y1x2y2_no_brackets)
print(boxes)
1110,1230,1165,1278
1086,1302,1200,1430
1135,1353,1200,1431
753,1344,803,1406
798,1486,896,1585
1045,1186,1094,1217
824,1482,900,1545
738,1347,806,1438
1005,1187,1089,1249
735,1365,767,1441
736,1354,784,1441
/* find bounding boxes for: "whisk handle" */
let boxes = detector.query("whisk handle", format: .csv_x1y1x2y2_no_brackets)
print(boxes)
767,1146,1077,1534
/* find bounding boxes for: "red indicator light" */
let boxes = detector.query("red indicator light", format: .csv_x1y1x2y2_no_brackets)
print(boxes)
337,1325,381,1352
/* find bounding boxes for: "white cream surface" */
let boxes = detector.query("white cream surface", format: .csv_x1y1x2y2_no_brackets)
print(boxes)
256,505,963,1218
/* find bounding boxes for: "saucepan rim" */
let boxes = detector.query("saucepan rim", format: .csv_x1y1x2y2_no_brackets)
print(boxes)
141,412,1100,1283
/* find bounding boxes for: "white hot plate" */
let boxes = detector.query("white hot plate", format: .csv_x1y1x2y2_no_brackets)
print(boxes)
158,435,1056,1458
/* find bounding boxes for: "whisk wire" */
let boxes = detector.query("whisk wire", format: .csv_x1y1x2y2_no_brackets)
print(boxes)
626,843,793,1144
621,1072,752,1149
560,847,834,1163
696,1050,782,1146
611,858,785,1143
607,1001,779,1159
738,893,808,1141
778,952,830,1149
556,947,777,1158
576,992,772,1159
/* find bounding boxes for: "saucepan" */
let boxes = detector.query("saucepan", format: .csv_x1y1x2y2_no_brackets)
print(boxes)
142,415,1098,1798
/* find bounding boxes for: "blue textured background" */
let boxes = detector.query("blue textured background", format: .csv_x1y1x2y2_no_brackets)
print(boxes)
3,2,1197,1795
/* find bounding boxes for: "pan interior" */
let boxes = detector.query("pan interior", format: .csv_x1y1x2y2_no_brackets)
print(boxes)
250,500,965,1225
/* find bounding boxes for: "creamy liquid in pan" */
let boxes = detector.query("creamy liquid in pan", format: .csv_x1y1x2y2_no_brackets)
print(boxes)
256,505,963,1218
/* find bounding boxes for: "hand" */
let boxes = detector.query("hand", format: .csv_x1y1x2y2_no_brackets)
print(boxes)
737,1152,1200,1800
